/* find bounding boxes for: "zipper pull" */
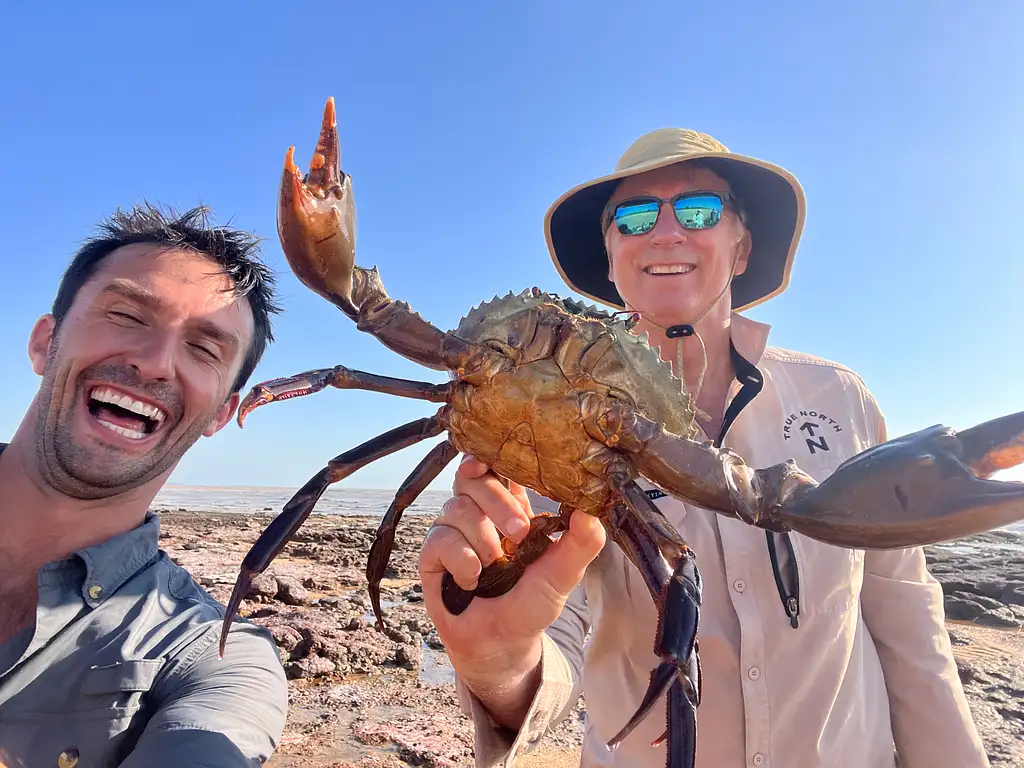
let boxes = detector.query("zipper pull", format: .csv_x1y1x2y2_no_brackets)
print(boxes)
786,596,800,629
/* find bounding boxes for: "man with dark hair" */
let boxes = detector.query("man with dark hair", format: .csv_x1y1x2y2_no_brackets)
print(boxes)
0,204,289,767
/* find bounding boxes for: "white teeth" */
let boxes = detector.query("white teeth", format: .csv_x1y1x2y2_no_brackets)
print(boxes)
96,418,146,440
646,264,695,275
89,387,166,423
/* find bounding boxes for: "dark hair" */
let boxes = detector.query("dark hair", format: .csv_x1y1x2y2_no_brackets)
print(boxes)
52,203,282,394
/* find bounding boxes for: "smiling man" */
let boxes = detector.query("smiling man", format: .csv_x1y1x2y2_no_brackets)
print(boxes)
0,205,288,767
420,129,988,767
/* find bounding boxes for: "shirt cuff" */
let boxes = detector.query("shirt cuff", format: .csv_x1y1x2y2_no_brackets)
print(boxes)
455,631,578,767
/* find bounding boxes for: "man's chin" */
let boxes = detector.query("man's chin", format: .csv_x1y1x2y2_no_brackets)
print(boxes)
38,440,173,501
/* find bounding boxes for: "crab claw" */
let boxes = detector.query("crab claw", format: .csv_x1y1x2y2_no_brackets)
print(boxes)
277,96,358,317
766,410,1024,549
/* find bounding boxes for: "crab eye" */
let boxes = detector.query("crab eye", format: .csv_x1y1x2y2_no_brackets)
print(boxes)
606,387,637,407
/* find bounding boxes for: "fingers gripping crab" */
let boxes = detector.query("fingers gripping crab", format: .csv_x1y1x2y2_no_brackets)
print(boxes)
220,97,1024,768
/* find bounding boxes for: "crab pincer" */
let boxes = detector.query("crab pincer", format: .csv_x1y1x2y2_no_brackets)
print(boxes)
277,97,358,317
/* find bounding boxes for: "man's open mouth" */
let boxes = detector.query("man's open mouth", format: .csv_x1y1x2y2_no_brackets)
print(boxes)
86,386,168,441
643,264,695,276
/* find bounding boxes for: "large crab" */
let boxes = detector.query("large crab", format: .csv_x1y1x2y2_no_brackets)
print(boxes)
220,97,1024,768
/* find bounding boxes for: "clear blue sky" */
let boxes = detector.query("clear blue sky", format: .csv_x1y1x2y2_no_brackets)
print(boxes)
0,2,1021,494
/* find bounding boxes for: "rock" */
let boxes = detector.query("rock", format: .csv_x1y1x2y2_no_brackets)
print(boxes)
944,596,989,621
947,627,973,646
276,576,311,606
1000,584,1024,606
284,654,336,680
956,657,978,685
940,579,1006,602
268,625,303,653
975,607,1023,629
247,573,279,600
395,643,420,670
956,593,1005,612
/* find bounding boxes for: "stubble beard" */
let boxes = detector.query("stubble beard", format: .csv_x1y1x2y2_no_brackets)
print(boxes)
33,343,211,501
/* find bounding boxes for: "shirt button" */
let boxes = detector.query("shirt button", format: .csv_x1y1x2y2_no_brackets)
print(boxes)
733,579,746,592
88,585,103,600
752,753,765,766
58,748,80,768
747,666,761,680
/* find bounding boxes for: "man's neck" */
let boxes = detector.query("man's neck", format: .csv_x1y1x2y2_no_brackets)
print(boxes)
0,425,157,573
636,305,737,440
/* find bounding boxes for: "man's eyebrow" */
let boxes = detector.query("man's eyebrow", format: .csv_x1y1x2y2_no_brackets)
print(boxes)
100,279,163,308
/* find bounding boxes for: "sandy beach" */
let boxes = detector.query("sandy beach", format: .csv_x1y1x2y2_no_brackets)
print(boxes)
154,506,1024,767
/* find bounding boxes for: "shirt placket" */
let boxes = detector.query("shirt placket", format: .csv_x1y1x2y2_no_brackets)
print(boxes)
717,378,772,768
8,565,87,677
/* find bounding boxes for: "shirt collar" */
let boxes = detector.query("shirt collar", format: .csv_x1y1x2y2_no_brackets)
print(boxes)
72,512,161,606
729,311,772,366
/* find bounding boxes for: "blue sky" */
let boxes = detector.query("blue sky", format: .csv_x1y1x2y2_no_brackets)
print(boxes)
0,2,1021,494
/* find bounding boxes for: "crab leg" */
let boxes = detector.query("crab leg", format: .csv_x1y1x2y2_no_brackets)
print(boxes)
235,364,453,426
602,484,701,768
439,510,569,616
279,96,447,370
367,439,460,630
219,414,446,656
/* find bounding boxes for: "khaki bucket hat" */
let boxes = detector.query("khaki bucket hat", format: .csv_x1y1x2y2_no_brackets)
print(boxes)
543,128,807,312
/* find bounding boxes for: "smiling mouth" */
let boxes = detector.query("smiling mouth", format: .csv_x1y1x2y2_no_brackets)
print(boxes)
86,386,169,441
644,264,695,276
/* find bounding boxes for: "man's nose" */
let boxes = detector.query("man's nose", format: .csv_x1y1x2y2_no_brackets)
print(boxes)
127,331,177,380
649,201,687,244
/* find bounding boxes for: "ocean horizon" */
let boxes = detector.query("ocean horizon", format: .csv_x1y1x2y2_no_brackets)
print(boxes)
153,483,452,517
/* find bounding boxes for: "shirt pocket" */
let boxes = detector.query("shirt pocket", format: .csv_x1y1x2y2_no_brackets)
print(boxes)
1,659,165,768
790,534,865,616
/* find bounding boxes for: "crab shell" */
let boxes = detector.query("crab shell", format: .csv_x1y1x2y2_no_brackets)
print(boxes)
445,288,699,512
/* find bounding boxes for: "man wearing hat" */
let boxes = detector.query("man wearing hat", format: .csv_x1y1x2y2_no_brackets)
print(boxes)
418,130,987,767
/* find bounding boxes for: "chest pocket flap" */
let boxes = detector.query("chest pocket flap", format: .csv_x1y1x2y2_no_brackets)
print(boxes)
81,659,165,694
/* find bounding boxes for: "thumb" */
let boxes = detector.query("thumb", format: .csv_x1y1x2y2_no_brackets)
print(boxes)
531,512,606,598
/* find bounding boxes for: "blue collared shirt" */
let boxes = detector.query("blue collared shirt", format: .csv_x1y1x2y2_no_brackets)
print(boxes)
0,502,288,768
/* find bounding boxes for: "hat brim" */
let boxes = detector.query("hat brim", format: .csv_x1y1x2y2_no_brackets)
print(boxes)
543,151,806,312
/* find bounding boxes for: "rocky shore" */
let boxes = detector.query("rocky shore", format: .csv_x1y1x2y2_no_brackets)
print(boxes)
156,509,1024,767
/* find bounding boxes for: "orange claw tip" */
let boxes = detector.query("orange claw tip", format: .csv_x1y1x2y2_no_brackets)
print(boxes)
283,145,299,174
323,96,336,126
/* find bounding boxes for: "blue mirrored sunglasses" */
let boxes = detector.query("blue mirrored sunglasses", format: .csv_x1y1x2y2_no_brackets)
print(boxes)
603,191,737,236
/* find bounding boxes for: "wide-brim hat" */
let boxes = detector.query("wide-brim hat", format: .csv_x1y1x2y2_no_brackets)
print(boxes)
543,128,807,312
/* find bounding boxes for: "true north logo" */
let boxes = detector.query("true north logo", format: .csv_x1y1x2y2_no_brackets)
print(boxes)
783,409,843,455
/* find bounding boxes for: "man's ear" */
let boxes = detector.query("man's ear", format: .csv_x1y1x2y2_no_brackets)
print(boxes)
203,392,240,438
28,315,57,375
733,227,752,277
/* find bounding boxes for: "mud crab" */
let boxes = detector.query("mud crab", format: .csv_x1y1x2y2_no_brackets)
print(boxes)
220,97,1024,768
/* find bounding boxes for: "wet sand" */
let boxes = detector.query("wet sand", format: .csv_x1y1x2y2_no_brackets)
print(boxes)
155,508,1024,767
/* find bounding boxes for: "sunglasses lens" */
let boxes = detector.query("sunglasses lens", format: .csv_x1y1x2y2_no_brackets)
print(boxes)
614,200,660,235
674,195,723,229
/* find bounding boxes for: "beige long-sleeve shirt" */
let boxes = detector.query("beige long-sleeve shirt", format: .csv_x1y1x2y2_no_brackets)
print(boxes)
455,313,988,768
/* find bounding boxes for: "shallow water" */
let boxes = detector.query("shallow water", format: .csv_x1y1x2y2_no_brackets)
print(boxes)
153,484,452,517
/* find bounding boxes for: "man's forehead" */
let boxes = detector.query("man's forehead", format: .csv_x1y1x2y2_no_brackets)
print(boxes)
614,163,730,196
82,243,255,334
